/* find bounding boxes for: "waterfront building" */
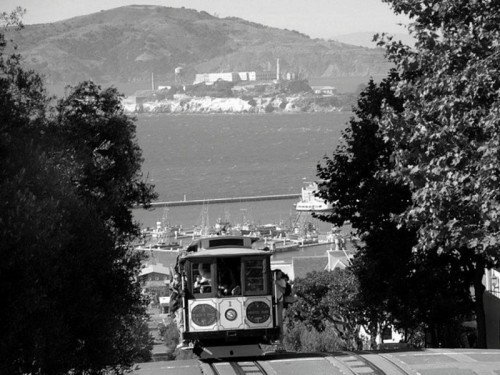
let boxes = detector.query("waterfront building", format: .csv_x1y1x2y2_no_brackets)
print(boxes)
270,248,354,281
138,263,172,299
484,268,500,348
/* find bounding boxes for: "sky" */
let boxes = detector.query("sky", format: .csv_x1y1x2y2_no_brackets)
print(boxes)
2,0,409,39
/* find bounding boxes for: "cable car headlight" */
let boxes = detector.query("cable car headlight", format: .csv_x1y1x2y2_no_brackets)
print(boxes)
191,304,217,326
246,301,270,324
225,308,238,321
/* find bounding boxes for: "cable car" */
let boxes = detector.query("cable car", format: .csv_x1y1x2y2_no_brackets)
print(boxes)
176,236,284,358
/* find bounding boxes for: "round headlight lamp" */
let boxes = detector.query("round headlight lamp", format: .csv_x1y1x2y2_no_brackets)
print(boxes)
225,308,238,321
246,301,270,324
191,304,217,326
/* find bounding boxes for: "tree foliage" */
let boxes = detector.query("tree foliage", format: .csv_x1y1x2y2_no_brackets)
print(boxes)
283,321,345,353
316,72,407,229
315,74,416,340
316,0,500,348
316,70,474,347
55,81,156,238
0,15,156,374
286,269,362,350
377,0,500,347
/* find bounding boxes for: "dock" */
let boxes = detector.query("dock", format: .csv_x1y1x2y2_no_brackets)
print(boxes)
148,194,300,208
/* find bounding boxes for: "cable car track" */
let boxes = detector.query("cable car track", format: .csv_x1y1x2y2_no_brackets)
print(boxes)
202,360,271,375
136,349,500,375
200,352,386,375
230,360,269,375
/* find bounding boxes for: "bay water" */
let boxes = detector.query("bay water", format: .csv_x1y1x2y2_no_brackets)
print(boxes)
133,112,350,232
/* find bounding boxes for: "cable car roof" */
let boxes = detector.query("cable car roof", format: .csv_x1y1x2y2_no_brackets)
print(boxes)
180,235,271,259
182,247,270,259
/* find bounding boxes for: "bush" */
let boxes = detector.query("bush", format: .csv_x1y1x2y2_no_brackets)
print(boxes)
160,320,197,360
264,102,274,113
162,321,179,352
283,321,346,353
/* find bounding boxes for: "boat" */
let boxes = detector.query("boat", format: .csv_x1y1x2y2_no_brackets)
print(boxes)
135,240,183,252
295,182,334,212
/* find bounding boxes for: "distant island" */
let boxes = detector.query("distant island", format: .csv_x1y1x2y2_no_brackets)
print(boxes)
123,78,357,114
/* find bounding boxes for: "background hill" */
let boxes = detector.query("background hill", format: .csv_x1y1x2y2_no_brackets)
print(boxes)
6,5,392,93
333,31,415,49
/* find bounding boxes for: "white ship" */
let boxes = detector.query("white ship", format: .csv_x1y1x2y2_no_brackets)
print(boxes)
295,182,334,212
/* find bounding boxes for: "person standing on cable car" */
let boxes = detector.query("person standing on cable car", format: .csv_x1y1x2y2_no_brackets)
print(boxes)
274,269,286,327
169,273,188,348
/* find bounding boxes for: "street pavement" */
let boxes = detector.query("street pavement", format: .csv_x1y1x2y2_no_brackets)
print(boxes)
132,349,500,375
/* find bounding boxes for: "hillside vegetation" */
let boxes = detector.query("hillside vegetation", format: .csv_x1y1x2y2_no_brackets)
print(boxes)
6,5,391,86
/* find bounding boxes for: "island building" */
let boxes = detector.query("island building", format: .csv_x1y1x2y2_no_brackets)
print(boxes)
193,57,295,84
193,70,276,85
311,85,338,96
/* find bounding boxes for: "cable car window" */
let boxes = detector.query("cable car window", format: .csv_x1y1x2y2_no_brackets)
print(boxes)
209,238,245,248
186,244,198,252
192,262,213,294
217,258,241,296
244,259,266,295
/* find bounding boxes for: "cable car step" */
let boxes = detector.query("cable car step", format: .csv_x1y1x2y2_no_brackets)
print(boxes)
196,344,266,359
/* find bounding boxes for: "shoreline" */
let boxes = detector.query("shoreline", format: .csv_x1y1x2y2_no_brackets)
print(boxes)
122,94,351,114
132,110,352,117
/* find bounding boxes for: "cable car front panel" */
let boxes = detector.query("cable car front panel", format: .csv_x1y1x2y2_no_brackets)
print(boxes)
180,239,280,343
187,296,273,332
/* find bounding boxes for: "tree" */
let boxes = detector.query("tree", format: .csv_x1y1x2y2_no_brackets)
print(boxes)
54,81,156,238
378,0,500,347
316,72,473,347
283,322,345,353
316,72,406,230
286,269,362,350
315,74,414,345
0,15,156,374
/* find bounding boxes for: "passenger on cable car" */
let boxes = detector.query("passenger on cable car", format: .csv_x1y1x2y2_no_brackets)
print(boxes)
283,274,293,305
217,258,241,296
194,263,212,293
274,269,287,327
193,274,203,291
169,273,188,348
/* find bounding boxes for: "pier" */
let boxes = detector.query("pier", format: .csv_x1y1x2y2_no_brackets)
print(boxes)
148,194,301,208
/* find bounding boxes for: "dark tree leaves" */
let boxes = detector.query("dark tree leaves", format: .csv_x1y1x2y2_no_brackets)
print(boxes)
55,81,157,238
0,22,155,374
379,0,500,347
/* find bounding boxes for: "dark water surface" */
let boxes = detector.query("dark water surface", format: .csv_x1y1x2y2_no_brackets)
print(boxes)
133,112,350,229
